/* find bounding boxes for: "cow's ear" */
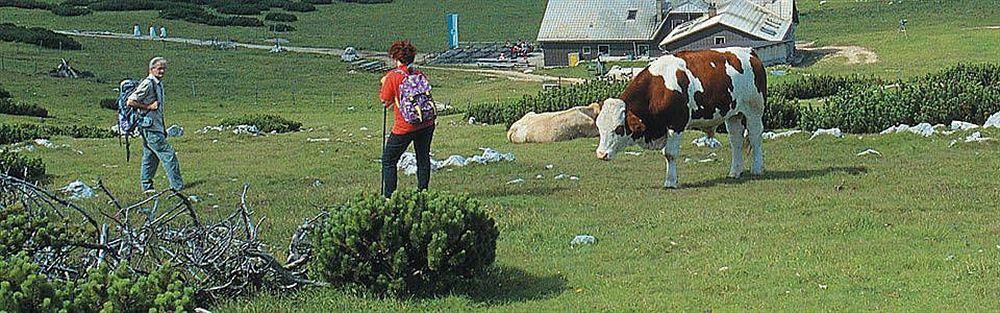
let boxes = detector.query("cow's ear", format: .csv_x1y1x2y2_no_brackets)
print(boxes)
626,112,646,136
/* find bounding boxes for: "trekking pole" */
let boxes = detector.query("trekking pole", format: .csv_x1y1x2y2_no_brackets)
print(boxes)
381,103,388,195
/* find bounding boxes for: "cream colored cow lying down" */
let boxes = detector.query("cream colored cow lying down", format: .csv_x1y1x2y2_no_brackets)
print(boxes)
507,103,601,144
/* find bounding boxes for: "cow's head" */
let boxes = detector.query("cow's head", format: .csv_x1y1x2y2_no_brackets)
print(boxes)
596,98,637,160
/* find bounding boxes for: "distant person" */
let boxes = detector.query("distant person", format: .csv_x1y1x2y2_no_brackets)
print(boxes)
159,26,166,38
898,19,908,32
127,57,184,193
133,24,141,37
379,40,436,198
149,26,156,38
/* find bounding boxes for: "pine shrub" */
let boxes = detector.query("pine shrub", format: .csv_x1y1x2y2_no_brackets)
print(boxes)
311,191,499,297
264,12,297,22
0,151,45,182
220,114,301,133
0,98,48,117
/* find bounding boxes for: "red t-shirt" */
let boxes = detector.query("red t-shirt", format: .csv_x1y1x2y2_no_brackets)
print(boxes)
380,65,435,135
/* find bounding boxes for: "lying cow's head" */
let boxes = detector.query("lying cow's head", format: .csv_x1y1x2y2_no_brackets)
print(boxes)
595,98,635,160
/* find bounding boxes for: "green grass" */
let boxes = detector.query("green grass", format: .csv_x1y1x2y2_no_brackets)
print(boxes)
0,0,546,51
2,0,1000,311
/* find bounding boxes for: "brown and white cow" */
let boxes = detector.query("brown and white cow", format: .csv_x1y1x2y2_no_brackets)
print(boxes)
595,47,767,188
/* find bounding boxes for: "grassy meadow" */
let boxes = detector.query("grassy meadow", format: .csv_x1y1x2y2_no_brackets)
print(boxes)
2,0,999,311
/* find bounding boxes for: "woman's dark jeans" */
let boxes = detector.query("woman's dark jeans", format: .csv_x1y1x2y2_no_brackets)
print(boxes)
381,125,434,198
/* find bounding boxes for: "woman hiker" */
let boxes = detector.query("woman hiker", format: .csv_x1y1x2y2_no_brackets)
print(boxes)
378,40,435,198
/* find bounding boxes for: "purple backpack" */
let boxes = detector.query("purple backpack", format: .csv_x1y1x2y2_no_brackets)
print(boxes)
394,69,436,124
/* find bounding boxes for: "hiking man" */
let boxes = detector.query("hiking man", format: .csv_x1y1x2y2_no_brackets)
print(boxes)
127,57,183,193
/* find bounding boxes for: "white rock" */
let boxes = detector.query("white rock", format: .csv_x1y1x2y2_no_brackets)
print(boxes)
950,121,979,131
810,128,843,140
624,151,642,156
306,138,330,142
535,174,544,179
569,176,580,181
467,117,477,125
505,178,524,185
691,136,722,148
856,148,882,157
570,235,596,245
59,180,96,200
762,130,802,140
985,112,1000,128
166,124,184,137
554,174,568,180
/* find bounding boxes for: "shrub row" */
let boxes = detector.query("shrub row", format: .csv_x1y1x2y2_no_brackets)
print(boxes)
794,64,999,132
158,4,265,27
268,23,295,32
0,253,195,312
220,114,301,133
0,0,52,10
0,151,45,182
51,3,91,16
0,23,82,50
338,0,393,3
465,79,628,126
62,0,95,6
0,98,48,118
0,86,9,99
0,123,114,145
264,12,297,22
311,191,499,297
770,74,881,101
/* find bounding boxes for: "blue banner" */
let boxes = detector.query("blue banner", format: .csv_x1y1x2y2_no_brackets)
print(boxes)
447,13,459,49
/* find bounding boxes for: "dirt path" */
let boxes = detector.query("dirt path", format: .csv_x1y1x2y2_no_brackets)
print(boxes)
796,41,878,65
55,30,582,83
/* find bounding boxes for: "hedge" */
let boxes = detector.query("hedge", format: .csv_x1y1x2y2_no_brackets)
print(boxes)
0,23,82,50
0,151,45,182
0,123,114,145
264,12,297,22
0,98,48,118
219,114,301,133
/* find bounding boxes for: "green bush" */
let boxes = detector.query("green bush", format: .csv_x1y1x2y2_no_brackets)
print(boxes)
282,1,314,12
0,98,48,117
303,0,331,4
0,0,53,10
770,74,880,100
220,114,301,133
799,63,1000,133
88,0,166,11
762,96,800,130
208,16,266,27
0,254,195,312
465,79,627,126
61,0,95,6
99,98,117,110
50,3,91,16
264,12,297,22
0,23,82,50
312,191,499,297
216,3,263,15
338,0,392,3
0,86,10,99
159,4,215,24
0,151,45,182
0,123,114,145
268,23,296,32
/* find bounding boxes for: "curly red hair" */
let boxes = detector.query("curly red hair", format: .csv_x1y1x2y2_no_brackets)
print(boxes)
389,40,416,65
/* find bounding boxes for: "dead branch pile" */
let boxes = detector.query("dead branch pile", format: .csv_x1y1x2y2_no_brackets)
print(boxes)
0,173,327,302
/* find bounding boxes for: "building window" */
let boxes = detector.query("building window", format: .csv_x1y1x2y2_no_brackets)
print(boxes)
672,19,685,29
637,45,650,57
714,36,726,45
582,46,592,55
626,9,638,21
598,45,610,56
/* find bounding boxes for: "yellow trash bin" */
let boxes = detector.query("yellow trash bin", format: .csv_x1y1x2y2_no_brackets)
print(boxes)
567,53,580,67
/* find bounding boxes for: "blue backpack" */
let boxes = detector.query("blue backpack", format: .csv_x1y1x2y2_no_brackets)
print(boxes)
116,79,145,161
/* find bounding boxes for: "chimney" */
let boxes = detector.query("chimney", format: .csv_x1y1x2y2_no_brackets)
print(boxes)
657,0,665,21
708,2,718,17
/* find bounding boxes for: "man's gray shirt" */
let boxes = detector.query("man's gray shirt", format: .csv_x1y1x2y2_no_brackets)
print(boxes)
127,75,165,133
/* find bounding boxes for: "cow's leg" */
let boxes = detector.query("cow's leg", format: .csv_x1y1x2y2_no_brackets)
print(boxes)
662,131,683,188
725,115,746,178
746,114,765,175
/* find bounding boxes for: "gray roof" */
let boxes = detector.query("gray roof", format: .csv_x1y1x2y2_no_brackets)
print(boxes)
669,0,711,14
660,0,795,46
537,0,663,42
